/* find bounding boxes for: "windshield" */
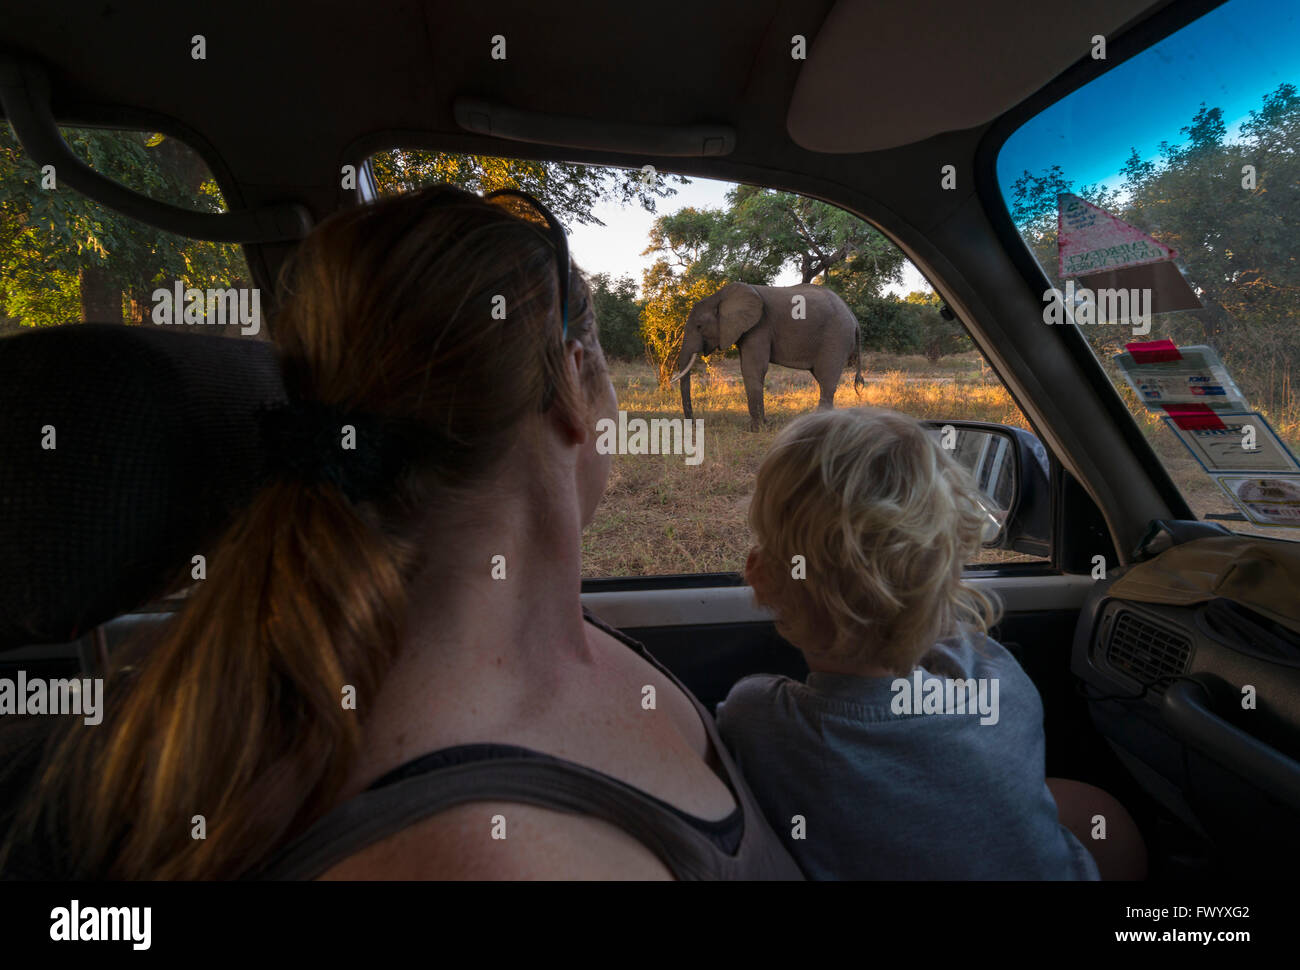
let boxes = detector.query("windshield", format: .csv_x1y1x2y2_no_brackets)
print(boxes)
997,0,1300,538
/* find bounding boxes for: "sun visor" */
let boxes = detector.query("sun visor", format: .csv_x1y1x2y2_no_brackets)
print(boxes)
787,0,1159,153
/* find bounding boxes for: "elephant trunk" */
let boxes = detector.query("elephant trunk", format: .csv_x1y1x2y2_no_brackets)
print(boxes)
670,340,700,419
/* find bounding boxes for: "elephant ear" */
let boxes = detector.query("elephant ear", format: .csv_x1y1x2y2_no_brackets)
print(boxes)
717,283,764,350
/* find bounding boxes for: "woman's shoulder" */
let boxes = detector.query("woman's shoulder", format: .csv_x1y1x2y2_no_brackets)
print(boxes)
581,605,647,653
318,800,675,880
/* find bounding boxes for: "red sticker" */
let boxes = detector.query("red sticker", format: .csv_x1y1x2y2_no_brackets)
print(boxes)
1058,193,1179,277
1162,404,1226,430
1126,339,1182,363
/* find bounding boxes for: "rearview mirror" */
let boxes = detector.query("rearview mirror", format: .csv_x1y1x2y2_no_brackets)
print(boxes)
922,421,1051,556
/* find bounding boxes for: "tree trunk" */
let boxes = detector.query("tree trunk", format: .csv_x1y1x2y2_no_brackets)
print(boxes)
79,264,122,323
128,289,154,326
0,306,22,336
155,137,210,196
1195,298,1234,353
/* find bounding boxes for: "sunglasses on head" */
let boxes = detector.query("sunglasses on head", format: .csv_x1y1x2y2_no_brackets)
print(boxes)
483,188,571,341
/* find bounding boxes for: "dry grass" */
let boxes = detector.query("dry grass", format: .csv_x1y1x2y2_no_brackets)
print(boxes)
582,356,1300,577
582,356,1033,577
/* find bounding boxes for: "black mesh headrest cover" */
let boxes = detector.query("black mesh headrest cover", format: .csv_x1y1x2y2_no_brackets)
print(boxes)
0,324,287,648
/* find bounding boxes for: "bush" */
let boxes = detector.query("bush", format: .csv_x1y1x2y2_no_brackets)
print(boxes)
639,266,723,385
588,272,644,360
848,293,969,361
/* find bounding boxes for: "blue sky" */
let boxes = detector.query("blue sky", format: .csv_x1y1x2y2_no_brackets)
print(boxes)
566,172,932,297
997,0,1299,204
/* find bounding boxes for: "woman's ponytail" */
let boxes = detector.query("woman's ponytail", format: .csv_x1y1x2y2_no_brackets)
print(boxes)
3,184,602,879
9,477,415,879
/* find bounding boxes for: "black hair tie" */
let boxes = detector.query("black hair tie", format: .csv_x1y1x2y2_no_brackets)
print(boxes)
257,400,421,503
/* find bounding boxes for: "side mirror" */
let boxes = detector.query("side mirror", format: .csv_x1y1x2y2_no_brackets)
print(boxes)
922,421,1051,557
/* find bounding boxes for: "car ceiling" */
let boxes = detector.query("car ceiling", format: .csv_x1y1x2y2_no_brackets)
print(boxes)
4,0,1170,223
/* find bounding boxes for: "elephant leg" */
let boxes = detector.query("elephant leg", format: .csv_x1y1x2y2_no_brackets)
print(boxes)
746,363,770,430
740,344,770,431
811,364,842,410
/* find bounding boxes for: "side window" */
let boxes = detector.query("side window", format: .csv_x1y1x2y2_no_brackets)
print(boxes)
0,126,258,337
373,150,1045,577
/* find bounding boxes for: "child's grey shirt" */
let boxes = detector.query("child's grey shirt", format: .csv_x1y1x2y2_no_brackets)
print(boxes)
716,632,1100,880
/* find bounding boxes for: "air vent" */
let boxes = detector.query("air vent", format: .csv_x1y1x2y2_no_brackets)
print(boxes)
1105,610,1192,694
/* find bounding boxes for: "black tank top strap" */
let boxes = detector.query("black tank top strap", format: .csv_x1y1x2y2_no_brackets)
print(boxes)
255,750,734,880
364,742,743,853
250,611,805,880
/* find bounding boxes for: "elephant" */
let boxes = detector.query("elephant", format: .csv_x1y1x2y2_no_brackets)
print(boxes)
670,282,863,431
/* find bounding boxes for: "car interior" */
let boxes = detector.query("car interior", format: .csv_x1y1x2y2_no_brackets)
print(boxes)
1,0,1298,882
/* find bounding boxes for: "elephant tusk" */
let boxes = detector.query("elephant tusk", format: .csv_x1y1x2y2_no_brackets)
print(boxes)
669,353,698,384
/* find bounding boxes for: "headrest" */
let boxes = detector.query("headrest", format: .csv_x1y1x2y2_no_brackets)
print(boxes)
0,324,287,649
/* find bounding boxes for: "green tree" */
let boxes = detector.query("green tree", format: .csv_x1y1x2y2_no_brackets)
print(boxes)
369,150,687,227
841,292,968,362
1007,165,1121,295
588,272,643,360
905,290,970,362
0,126,247,329
647,185,904,291
1008,84,1300,420
640,185,911,378
639,262,722,385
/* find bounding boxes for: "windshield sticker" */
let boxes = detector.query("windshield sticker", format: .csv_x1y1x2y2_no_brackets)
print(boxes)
1114,344,1249,414
1124,339,1182,364
1212,475,1300,528
1058,193,1179,277
1164,411,1300,474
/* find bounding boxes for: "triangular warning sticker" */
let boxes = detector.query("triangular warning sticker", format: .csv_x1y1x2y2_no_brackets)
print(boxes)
1058,193,1178,278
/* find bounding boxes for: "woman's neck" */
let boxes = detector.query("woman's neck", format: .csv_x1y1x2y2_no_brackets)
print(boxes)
342,462,597,796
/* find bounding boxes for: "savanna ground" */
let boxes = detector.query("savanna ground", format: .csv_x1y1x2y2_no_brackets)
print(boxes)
581,353,1300,578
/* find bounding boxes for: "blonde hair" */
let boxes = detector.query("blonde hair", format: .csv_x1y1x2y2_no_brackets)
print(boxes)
749,407,1002,674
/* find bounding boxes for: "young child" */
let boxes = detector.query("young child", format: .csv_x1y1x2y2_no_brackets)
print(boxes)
717,407,1140,880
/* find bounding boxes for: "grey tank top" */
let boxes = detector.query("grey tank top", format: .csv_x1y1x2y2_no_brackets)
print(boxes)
253,609,805,880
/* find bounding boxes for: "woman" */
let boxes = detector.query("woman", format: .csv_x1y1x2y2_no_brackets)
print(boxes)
6,186,803,880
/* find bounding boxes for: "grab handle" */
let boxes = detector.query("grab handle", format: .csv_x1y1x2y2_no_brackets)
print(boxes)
1163,678,1300,812
0,54,312,243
